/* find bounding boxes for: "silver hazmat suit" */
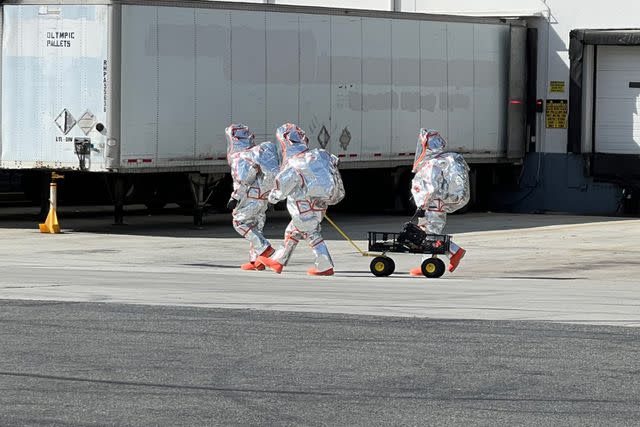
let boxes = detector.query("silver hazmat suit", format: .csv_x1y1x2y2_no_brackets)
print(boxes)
267,123,345,273
226,124,280,262
411,128,470,256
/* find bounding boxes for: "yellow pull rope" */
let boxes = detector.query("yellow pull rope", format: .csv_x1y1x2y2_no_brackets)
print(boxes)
324,213,370,257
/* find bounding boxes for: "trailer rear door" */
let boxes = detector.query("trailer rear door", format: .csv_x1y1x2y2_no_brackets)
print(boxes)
1,5,109,171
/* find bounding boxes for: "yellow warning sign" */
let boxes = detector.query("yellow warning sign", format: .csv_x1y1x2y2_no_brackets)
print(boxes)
545,99,568,129
550,81,565,93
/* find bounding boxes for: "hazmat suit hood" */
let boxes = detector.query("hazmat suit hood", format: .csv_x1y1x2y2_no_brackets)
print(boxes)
276,123,309,161
226,124,255,162
412,128,446,172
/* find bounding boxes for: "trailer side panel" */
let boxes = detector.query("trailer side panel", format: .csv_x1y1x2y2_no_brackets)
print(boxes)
3,4,518,172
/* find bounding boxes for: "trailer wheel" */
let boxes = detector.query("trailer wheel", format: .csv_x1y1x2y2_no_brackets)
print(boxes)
370,256,395,277
421,257,445,278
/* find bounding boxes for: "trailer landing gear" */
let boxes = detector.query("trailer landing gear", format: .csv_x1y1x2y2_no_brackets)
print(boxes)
112,175,126,225
188,173,207,227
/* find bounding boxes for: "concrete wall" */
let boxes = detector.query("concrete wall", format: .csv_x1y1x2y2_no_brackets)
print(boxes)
488,154,621,215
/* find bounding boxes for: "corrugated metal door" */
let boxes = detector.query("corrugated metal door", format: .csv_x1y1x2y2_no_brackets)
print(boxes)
595,46,640,154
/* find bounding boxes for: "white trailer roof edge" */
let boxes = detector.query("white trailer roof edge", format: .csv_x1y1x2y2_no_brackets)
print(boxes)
2,0,525,26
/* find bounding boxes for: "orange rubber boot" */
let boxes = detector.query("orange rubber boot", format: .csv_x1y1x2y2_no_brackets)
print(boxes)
241,262,266,271
254,246,275,269
307,267,334,276
448,248,466,272
260,246,275,258
257,255,284,274
241,262,257,271
409,267,423,277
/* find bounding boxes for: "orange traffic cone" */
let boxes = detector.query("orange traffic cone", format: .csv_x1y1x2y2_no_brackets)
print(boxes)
39,182,61,234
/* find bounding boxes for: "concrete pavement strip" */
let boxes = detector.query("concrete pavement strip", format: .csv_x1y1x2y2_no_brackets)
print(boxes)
0,213,637,326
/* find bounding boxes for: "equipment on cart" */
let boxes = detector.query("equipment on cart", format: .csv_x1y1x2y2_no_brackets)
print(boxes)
324,214,453,279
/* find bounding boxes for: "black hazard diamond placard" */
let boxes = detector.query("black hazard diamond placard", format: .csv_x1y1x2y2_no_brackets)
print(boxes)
339,127,351,150
317,125,330,149
54,109,76,135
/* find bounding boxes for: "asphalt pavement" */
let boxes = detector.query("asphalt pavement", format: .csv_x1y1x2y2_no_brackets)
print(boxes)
1,300,639,426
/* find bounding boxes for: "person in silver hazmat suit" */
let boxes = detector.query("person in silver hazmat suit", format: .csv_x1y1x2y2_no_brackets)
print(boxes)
226,124,280,271
258,123,345,276
410,128,470,275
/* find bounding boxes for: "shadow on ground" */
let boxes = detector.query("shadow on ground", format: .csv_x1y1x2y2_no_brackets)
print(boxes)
0,204,631,239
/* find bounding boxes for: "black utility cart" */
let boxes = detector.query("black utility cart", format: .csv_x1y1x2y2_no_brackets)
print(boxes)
367,222,451,278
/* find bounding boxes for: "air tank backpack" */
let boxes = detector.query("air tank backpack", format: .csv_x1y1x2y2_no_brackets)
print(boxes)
439,152,471,213
301,149,345,206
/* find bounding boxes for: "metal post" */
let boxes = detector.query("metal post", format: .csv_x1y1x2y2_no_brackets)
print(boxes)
50,182,57,214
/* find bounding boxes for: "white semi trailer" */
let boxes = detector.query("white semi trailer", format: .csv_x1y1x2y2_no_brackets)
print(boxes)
0,1,528,222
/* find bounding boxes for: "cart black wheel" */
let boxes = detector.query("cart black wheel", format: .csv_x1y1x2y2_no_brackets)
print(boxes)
370,256,395,277
421,257,446,278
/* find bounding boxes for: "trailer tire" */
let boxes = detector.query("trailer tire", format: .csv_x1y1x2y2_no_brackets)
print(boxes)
421,257,446,278
370,256,395,277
